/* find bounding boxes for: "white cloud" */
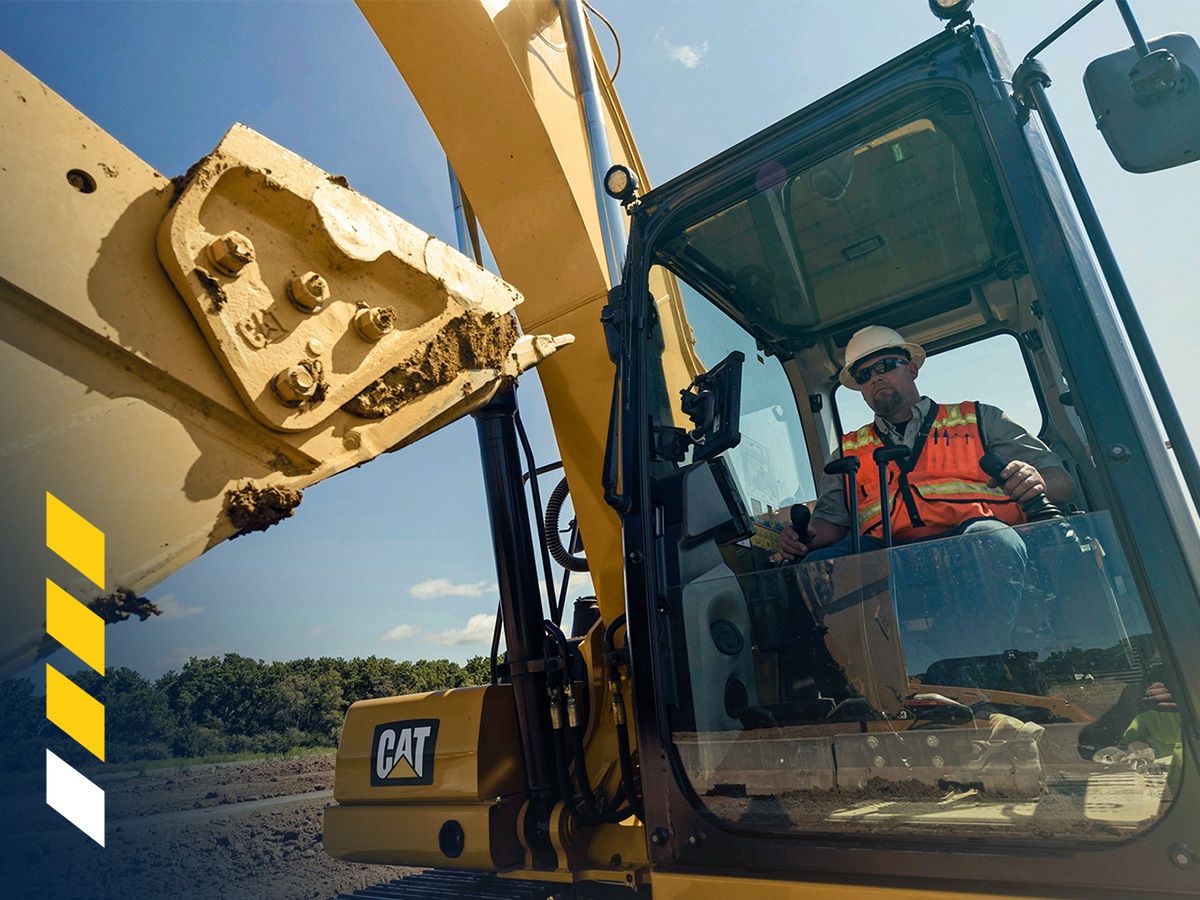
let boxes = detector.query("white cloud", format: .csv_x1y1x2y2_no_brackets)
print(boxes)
310,625,326,636
155,593,205,621
661,37,709,70
409,578,496,599
566,571,595,598
381,624,420,641
433,613,496,646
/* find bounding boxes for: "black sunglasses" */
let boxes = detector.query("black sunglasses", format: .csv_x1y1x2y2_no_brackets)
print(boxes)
852,356,909,386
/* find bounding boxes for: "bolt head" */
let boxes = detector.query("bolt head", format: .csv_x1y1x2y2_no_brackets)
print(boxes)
931,755,945,768
925,735,940,748
273,364,318,406
306,338,324,357
353,306,397,341
206,231,255,276
872,755,887,768
1170,843,1196,869
287,271,330,312
866,735,879,749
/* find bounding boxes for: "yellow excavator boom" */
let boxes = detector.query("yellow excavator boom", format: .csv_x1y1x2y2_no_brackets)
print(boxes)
359,0,701,625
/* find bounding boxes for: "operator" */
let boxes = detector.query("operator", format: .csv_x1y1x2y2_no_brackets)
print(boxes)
780,325,1075,658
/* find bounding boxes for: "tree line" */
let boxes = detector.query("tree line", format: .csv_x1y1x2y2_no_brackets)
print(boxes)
0,653,490,771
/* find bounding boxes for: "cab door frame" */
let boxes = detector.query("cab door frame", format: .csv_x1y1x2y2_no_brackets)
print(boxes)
618,23,1200,896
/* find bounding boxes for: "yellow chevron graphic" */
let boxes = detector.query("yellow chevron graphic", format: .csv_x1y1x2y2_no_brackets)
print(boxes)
46,492,105,590
46,578,104,674
46,663,105,761
44,491,107,845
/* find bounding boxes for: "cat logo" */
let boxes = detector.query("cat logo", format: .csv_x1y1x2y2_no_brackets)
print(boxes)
370,719,439,786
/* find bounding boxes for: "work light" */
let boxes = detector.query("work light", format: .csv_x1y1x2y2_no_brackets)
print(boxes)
929,0,973,24
603,164,639,203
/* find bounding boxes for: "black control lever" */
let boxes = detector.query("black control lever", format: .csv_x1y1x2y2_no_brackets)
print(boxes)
790,503,812,542
872,446,910,548
824,457,861,555
781,503,813,566
979,452,1064,523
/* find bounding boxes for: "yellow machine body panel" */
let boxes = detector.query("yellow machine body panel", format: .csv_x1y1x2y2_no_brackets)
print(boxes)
650,872,1056,900
325,685,527,870
333,685,526,804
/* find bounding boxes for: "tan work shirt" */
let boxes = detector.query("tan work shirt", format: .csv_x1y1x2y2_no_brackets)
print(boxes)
812,396,1063,529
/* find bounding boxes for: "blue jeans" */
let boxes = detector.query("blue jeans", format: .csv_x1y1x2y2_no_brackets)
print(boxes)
805,518,1028,676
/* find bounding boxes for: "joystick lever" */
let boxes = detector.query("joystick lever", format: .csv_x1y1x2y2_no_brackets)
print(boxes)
979,452,1064,522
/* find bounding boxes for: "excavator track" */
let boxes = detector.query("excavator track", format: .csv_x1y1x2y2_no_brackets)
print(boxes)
336,870,561,899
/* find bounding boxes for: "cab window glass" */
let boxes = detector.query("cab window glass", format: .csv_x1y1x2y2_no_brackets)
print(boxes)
667,514,1180,842
654,265,814,539
656,87,1014,338
835,333,1044,438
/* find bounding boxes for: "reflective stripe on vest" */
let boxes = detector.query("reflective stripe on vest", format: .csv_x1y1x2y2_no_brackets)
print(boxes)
839,400,1024,540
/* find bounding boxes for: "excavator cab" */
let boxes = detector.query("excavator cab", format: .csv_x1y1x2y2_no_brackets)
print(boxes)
611,21,1200,896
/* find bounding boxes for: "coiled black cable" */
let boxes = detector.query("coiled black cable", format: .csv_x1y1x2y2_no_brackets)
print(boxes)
546,477,589,573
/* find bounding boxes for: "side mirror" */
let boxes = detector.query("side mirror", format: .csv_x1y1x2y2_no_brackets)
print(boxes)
1084,32,1200,173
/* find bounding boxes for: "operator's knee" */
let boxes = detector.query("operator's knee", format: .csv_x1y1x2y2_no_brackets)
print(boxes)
960,519,1028,567
804,538,856,563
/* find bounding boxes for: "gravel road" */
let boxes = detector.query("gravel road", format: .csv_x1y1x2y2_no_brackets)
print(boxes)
0,754,417,899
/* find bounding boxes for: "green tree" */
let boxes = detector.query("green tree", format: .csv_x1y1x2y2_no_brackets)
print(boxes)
463,655,491,685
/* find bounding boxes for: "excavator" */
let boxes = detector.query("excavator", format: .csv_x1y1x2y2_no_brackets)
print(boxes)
3,0,1200,896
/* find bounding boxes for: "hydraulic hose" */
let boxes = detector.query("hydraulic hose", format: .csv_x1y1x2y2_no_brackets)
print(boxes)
514,409,561,620
544,619,631,824
546,477,589,573
603,614,642,819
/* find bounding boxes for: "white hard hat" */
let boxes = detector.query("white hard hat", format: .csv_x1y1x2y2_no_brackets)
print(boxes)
839,325,925,391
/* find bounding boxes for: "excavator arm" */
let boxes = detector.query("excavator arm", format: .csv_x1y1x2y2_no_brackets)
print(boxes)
0,50,571,675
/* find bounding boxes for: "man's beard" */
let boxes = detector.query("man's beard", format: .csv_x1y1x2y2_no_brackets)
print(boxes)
872,387,905,417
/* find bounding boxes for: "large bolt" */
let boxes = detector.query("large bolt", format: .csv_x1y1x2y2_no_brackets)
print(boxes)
1170,842,1196,869
287,271,330,312
272,364,319,406
353,305,397,342
206,231,255,276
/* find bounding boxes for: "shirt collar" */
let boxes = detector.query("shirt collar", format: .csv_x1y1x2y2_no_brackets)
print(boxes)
874,395,932,439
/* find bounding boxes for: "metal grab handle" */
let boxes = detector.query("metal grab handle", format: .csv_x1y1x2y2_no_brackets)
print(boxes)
825,457,862,555
872,446,910,549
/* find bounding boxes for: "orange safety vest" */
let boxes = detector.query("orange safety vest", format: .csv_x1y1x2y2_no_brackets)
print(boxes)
840,401,1025,541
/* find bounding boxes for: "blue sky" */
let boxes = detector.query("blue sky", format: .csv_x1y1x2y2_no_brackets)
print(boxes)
3,0,1197,677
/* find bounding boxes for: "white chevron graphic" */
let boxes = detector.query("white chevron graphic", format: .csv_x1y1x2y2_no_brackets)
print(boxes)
46,748,105,846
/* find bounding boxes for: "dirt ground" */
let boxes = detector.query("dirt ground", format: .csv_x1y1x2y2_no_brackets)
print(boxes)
0,754,418,899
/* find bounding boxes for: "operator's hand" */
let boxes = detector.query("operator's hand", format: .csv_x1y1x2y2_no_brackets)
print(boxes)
780,524,813,560
990,460,1046,503
1144,681,1177,712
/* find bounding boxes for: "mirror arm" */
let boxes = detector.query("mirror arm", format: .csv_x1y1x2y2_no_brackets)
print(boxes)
1022,0,1106,64
1114,0,1151,59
